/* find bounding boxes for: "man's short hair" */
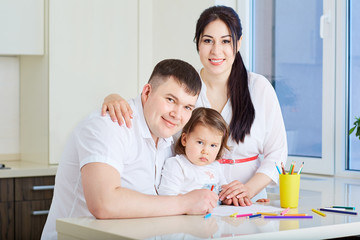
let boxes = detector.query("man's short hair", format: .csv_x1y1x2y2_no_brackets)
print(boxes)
148,59,201,96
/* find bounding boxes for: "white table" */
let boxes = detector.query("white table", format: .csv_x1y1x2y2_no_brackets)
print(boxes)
57,174,360,239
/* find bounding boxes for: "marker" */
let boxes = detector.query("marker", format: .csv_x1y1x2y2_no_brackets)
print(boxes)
263,215,313,219
256,212,278,216
332,206,355,210
230,212,238,217
204,213,212,219
312,209,326,217
247,214,261,219
275,163,281,174
319,208,358,215
281,162,286,174
280,208,290,215
210,185,214,191
297,162,304,174
236,213,253,218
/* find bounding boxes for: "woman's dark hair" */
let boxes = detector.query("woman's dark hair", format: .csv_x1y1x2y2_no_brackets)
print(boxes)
175,107,230,160
194,6,255,143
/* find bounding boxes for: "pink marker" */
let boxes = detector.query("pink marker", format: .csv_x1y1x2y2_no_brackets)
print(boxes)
236,213,253,218
280,208,290,215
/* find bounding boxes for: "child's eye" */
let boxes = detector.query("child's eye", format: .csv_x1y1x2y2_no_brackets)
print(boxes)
211,144,218,148
197,141,203,145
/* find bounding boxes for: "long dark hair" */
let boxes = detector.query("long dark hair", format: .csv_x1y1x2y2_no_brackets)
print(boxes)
194,5,255,143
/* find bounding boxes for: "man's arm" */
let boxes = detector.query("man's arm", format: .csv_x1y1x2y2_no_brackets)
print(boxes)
81,162,219,219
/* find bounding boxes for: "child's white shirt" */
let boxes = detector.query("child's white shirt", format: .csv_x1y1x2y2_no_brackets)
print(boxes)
158,154,227,195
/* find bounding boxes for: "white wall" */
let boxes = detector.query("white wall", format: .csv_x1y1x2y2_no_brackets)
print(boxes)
0,57,19,160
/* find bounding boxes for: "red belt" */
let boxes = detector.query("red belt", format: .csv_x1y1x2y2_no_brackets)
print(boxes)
219,155,259,164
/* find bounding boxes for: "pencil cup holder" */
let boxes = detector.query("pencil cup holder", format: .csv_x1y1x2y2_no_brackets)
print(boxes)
279,174,300,208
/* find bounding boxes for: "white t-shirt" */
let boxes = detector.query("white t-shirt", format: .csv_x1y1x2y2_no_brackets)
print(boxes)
158,154,227,195
196,71,288,200
41,96,173,240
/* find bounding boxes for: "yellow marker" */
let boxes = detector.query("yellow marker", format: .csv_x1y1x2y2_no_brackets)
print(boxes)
256,212,278,216
312,209,326,217
230,212,238,217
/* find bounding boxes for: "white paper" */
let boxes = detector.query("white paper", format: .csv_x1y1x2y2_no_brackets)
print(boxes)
212,204,283,216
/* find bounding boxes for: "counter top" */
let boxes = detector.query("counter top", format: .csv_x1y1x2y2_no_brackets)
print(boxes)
56,174,360,239
0,160,57,178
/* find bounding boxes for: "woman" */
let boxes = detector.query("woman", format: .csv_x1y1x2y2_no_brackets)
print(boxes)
101,6,287,206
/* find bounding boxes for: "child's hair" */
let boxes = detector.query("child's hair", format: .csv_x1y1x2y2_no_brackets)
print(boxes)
175,107,230,160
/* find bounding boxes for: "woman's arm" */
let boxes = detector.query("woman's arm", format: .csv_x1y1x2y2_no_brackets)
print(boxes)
101,94,133,128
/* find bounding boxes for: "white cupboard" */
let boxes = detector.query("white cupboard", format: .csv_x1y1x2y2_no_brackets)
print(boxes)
0,0,44,55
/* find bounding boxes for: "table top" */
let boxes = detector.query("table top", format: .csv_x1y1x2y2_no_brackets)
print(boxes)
57,174,360,239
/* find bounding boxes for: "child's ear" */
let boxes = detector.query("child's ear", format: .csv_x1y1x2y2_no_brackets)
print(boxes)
181,133,187,147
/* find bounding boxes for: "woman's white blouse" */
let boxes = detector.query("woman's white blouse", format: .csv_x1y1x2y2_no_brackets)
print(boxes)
196,71,288,200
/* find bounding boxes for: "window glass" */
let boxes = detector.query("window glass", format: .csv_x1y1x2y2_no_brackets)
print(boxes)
348,0,360,170
253,0,323,157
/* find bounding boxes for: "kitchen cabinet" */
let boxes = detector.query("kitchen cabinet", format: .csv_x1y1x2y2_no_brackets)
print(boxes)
0,0,44,55
0,176,54,240
20,0,138,164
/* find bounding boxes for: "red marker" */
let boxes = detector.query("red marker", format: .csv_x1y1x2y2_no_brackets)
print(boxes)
211,185,214,191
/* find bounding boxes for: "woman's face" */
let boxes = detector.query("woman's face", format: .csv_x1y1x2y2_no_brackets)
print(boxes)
198,19,241,78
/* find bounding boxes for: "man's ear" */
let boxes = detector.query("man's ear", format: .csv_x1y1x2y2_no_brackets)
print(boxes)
141,84,152,104
181,133,187,147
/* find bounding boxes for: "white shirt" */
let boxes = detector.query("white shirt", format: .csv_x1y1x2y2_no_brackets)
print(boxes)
158,154,227,195
196,71,288,200
41,96,173,240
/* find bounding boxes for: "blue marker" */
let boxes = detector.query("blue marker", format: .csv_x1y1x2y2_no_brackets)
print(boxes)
204,213,212,219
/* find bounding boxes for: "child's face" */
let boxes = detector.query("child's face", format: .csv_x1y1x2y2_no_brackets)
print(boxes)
181,124,223,166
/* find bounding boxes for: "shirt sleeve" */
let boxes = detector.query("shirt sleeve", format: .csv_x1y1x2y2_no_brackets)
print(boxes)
255,78,288,186
75,114,128,175
158,156,185,196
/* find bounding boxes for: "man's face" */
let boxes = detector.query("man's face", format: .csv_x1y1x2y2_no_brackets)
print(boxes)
142,76,198,143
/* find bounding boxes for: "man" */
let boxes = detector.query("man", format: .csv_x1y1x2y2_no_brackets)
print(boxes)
41,59,219,240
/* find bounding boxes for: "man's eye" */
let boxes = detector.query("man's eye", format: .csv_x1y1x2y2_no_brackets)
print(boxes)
167,98,174,103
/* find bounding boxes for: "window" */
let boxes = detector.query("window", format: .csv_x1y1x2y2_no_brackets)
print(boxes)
348,0,360,170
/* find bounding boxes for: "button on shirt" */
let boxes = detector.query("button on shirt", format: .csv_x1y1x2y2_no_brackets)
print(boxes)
41,96,173,240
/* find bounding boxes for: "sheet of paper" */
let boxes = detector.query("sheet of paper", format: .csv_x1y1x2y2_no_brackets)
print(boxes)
212,204,283,216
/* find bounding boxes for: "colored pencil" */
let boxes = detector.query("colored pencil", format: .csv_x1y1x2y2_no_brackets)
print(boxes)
312,209,326,217
256,212,278,216
289,162,294,175
210,185,214,191
332,206,355,210
280,207,290,215
319,208,358,215
236,213,253,218
230,212,238,217
291,161,296,174
263,216,313,219
247,214,261,219
281,162,286,174
284,214,308,216
204,213,212,219
275,162,282,174
297,162,304,174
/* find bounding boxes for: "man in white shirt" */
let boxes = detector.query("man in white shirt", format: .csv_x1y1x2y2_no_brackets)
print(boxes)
41,59,219,240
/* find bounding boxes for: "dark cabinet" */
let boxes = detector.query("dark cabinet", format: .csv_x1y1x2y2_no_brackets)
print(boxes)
0,176,54,240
